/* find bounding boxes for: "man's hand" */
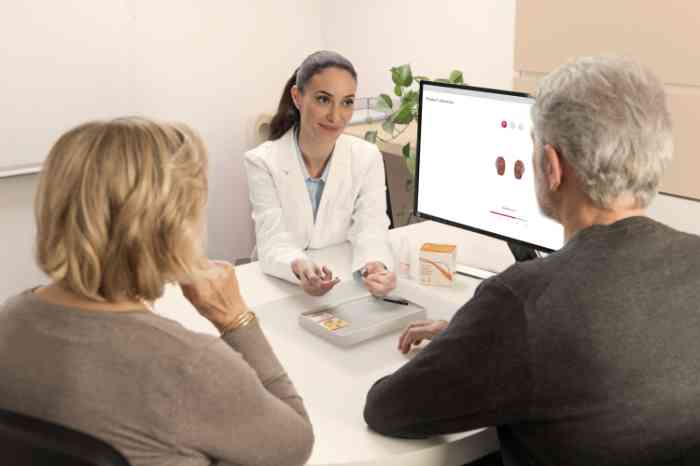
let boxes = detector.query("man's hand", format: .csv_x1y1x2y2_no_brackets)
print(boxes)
292,258,340,297
398,319,449,354
362,261,396,297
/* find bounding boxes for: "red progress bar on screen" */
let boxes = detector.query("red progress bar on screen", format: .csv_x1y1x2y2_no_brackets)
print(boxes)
490,210,527,222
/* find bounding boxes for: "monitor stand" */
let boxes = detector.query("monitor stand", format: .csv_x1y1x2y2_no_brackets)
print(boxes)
507,241,539,262
455,241,539,280
455,264,496,280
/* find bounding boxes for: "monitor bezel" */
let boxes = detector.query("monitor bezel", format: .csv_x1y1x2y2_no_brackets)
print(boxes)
413,80,560,253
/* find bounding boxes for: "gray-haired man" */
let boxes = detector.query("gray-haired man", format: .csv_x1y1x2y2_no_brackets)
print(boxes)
364,56,700,466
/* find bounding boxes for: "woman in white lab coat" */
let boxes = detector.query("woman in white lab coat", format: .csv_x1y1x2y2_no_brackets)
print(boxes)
244,50,396,297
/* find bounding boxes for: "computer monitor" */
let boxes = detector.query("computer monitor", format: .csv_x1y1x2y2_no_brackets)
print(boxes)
414,81,565,257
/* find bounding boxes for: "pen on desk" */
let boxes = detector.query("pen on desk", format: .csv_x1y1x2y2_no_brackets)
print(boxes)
381,297,409,305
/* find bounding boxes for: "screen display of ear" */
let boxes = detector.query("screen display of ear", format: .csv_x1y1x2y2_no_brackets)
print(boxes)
415,82,565,253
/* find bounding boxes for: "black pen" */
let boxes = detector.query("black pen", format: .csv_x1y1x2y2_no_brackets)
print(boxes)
381,297,409,305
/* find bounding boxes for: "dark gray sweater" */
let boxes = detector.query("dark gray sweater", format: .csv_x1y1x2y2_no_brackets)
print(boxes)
365,216,700,465
0,290,313,466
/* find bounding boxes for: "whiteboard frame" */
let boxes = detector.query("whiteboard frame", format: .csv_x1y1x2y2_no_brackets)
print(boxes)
0,163,42,179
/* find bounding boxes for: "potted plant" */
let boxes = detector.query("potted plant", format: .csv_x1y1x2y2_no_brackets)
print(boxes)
364,64,464,225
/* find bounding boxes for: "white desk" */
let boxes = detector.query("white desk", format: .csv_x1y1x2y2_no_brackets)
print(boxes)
155,221,514,466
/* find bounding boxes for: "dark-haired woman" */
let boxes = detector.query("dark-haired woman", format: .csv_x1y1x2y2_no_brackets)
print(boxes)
244,50,396,297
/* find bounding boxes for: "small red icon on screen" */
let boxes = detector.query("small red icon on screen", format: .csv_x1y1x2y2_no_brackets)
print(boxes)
501,120,507,128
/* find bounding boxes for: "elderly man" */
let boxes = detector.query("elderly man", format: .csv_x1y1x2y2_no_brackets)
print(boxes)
364,56,700,466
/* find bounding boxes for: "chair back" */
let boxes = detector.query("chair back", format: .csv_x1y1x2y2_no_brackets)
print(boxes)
498,426,540,466
385,167,394,229
0,408,130,466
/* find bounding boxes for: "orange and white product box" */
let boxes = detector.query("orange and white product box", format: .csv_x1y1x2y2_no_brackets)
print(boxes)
419,243,457,287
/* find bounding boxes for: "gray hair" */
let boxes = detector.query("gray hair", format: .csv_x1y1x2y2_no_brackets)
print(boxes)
532,56,673,208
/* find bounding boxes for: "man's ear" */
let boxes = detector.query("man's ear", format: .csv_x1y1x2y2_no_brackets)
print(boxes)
290,85,301,111
543,144,564,191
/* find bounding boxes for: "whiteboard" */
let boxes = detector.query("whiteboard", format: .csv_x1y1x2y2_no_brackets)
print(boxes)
0,1,138,172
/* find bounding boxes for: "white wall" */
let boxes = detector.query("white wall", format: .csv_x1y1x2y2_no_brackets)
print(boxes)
648,193,700,236
20,2,695,303
320,0,517,98
0,176,45,300
0,1,528,302
122,1,323,263
0,0,322,301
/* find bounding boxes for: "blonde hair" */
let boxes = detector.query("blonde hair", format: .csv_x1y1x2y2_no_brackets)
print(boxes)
35,117,208,302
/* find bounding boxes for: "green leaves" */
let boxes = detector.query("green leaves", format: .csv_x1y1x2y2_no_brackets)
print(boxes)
382,118,395,136
368,65,464,185
383,97,414,131
375,94,393,113
402,90,419,106
402,143,416,179
384,92,415,130
390,66,463,89
391,64,413,87
379,93,393,108
448,70,464,84
393,105,413,125
435,70,464,85
405,155,416,179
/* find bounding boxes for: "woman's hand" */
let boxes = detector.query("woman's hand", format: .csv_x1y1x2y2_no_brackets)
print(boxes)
292,258,340,297
362,261,396,297
180,260,248,333
398,319,449,354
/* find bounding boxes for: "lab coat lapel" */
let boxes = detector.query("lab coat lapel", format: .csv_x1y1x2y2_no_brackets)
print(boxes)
278,130,315,239
315,136,350,229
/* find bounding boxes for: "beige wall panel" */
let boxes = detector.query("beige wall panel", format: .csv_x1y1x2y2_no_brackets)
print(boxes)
515,1,700,85
661,92,700,199
515,79,700,199
513,76,538,94
516,0,700,198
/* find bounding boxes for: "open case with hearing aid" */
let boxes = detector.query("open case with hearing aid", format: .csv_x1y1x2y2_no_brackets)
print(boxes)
298,296,426,347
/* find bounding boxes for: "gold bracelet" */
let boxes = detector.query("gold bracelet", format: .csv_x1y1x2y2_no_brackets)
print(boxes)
221,311,257,335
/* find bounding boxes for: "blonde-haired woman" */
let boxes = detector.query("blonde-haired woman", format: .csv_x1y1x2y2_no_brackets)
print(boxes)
0,117,313,466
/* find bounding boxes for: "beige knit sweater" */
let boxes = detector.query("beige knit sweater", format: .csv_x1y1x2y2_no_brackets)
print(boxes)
0,289,314,466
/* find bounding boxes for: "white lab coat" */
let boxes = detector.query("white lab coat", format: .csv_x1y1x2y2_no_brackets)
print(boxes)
244,128,393,283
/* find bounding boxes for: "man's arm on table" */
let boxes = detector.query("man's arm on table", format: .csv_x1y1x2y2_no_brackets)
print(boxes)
363,278,532,438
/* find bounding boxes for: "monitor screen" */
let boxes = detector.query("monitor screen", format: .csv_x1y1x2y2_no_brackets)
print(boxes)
414,81,565,252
